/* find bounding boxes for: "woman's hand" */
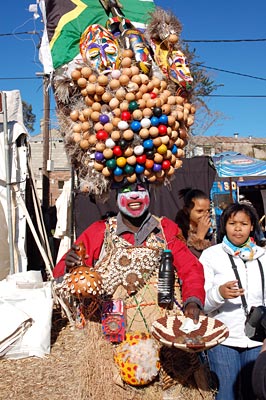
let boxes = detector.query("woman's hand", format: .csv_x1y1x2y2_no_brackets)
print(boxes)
219,280,245,299
196,212,212,240
65,243,88,271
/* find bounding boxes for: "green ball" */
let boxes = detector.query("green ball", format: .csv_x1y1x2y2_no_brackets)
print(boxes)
128,101,139,112
106,158,116,169
124,164,135,175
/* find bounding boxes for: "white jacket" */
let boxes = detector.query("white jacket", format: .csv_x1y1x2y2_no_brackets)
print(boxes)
199,243,266,347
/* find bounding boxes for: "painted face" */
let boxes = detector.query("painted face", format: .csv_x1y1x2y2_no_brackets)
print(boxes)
122,28,151,74
151,39,193,89
226,211,253,247
169,50,193,89
80,24,119,71
189,198,210,227
117,184,150,218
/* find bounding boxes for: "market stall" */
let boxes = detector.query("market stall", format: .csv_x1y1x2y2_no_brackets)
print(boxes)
211,151,266,238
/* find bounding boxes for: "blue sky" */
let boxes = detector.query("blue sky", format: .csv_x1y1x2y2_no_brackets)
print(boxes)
0,0,265,138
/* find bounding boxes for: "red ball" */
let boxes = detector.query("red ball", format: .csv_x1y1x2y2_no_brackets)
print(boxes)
96,129,109,141
136,154,147,164
150,92,157,99
113,146,123,156
162,160,171,170
121,111,131,121
158,124,167,135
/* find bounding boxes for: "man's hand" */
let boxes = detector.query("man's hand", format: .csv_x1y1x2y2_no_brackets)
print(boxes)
184,302,202,324
65,243,88,271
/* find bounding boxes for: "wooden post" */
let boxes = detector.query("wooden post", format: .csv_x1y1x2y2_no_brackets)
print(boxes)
42,75,50,210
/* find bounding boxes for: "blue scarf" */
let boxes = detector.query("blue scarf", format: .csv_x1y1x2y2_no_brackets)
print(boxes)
222,235,257,261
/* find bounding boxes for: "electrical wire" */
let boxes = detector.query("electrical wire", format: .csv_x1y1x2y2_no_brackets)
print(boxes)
1,31,266,42
0,31,40,37
0,77,40,80
184,38,266,43
1,31,266,96
207,95,266,98
191,63,266,82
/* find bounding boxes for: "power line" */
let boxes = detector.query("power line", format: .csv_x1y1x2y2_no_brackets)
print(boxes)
2,61,266,83
184,38,266,43
1,31,266,81
207,95,266,98
0,77,41,80
0,31,41,37
191,63,266,81
1,31,266,42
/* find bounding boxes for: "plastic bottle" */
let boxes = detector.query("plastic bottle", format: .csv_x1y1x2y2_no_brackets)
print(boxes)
158,249,174,308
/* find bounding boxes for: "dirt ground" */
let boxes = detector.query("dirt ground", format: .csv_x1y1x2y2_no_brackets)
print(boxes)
0,308,86,400
0,308,157,400
0,307,215,400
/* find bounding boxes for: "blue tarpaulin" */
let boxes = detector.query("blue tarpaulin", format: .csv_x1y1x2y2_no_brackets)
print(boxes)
212,152,266,178
238,179,266,187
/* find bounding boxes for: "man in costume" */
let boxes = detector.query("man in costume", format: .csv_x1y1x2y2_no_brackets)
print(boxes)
49,3,214,396
54,179,205,321
53,179,209,396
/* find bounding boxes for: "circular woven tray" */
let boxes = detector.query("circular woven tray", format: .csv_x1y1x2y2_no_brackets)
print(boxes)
151,315,229,352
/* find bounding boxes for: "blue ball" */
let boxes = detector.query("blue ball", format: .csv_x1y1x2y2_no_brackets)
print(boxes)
171,144,178,154
143,139,154,149
114,166,123,176
159,114,168,125
130,120,141,132
135,164,145,174
150,116,159,126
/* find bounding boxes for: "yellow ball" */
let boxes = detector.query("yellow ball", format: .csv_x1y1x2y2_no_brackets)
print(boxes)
116,157,127,168
157,144,167,155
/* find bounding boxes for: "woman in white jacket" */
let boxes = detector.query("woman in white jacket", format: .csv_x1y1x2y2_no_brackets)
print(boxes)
199,203,266,400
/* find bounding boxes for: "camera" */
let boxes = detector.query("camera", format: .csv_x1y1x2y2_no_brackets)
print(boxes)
245,306,266,342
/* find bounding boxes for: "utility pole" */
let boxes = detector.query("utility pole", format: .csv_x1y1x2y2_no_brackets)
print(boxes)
0,92,15,274
37,73,51,210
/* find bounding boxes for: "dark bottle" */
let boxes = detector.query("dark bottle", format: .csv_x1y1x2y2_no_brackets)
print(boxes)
158,249,174,308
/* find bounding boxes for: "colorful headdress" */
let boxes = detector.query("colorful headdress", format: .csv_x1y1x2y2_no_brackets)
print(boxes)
53,7,196,199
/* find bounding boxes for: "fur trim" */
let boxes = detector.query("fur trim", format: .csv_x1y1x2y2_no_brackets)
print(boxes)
187,232,212,251
145,7,182,46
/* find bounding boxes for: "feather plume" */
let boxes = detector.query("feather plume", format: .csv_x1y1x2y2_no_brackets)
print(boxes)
145,7,182,46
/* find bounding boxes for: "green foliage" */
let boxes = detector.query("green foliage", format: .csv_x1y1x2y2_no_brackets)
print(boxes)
22,101,36,133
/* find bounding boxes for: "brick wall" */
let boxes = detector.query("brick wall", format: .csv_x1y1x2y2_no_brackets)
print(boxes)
49,170,71,206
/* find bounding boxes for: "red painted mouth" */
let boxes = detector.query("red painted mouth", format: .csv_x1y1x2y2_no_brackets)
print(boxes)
125,200,145,215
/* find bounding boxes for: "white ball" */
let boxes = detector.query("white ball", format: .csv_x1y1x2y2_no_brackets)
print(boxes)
118,121,129,130
141,118,151,128
111,69,121,79
134,145,144,155
105,138,116,148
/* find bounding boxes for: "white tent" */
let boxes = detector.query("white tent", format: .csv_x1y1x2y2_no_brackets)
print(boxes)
0,90,54,279
0,91,75,358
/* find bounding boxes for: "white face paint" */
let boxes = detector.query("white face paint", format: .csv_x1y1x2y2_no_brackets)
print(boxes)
117,185,150,218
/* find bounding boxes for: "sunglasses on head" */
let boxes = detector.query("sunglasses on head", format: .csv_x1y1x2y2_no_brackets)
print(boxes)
118,182,149,193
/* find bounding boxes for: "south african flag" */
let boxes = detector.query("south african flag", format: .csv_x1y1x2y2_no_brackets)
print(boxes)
39,0,155,73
